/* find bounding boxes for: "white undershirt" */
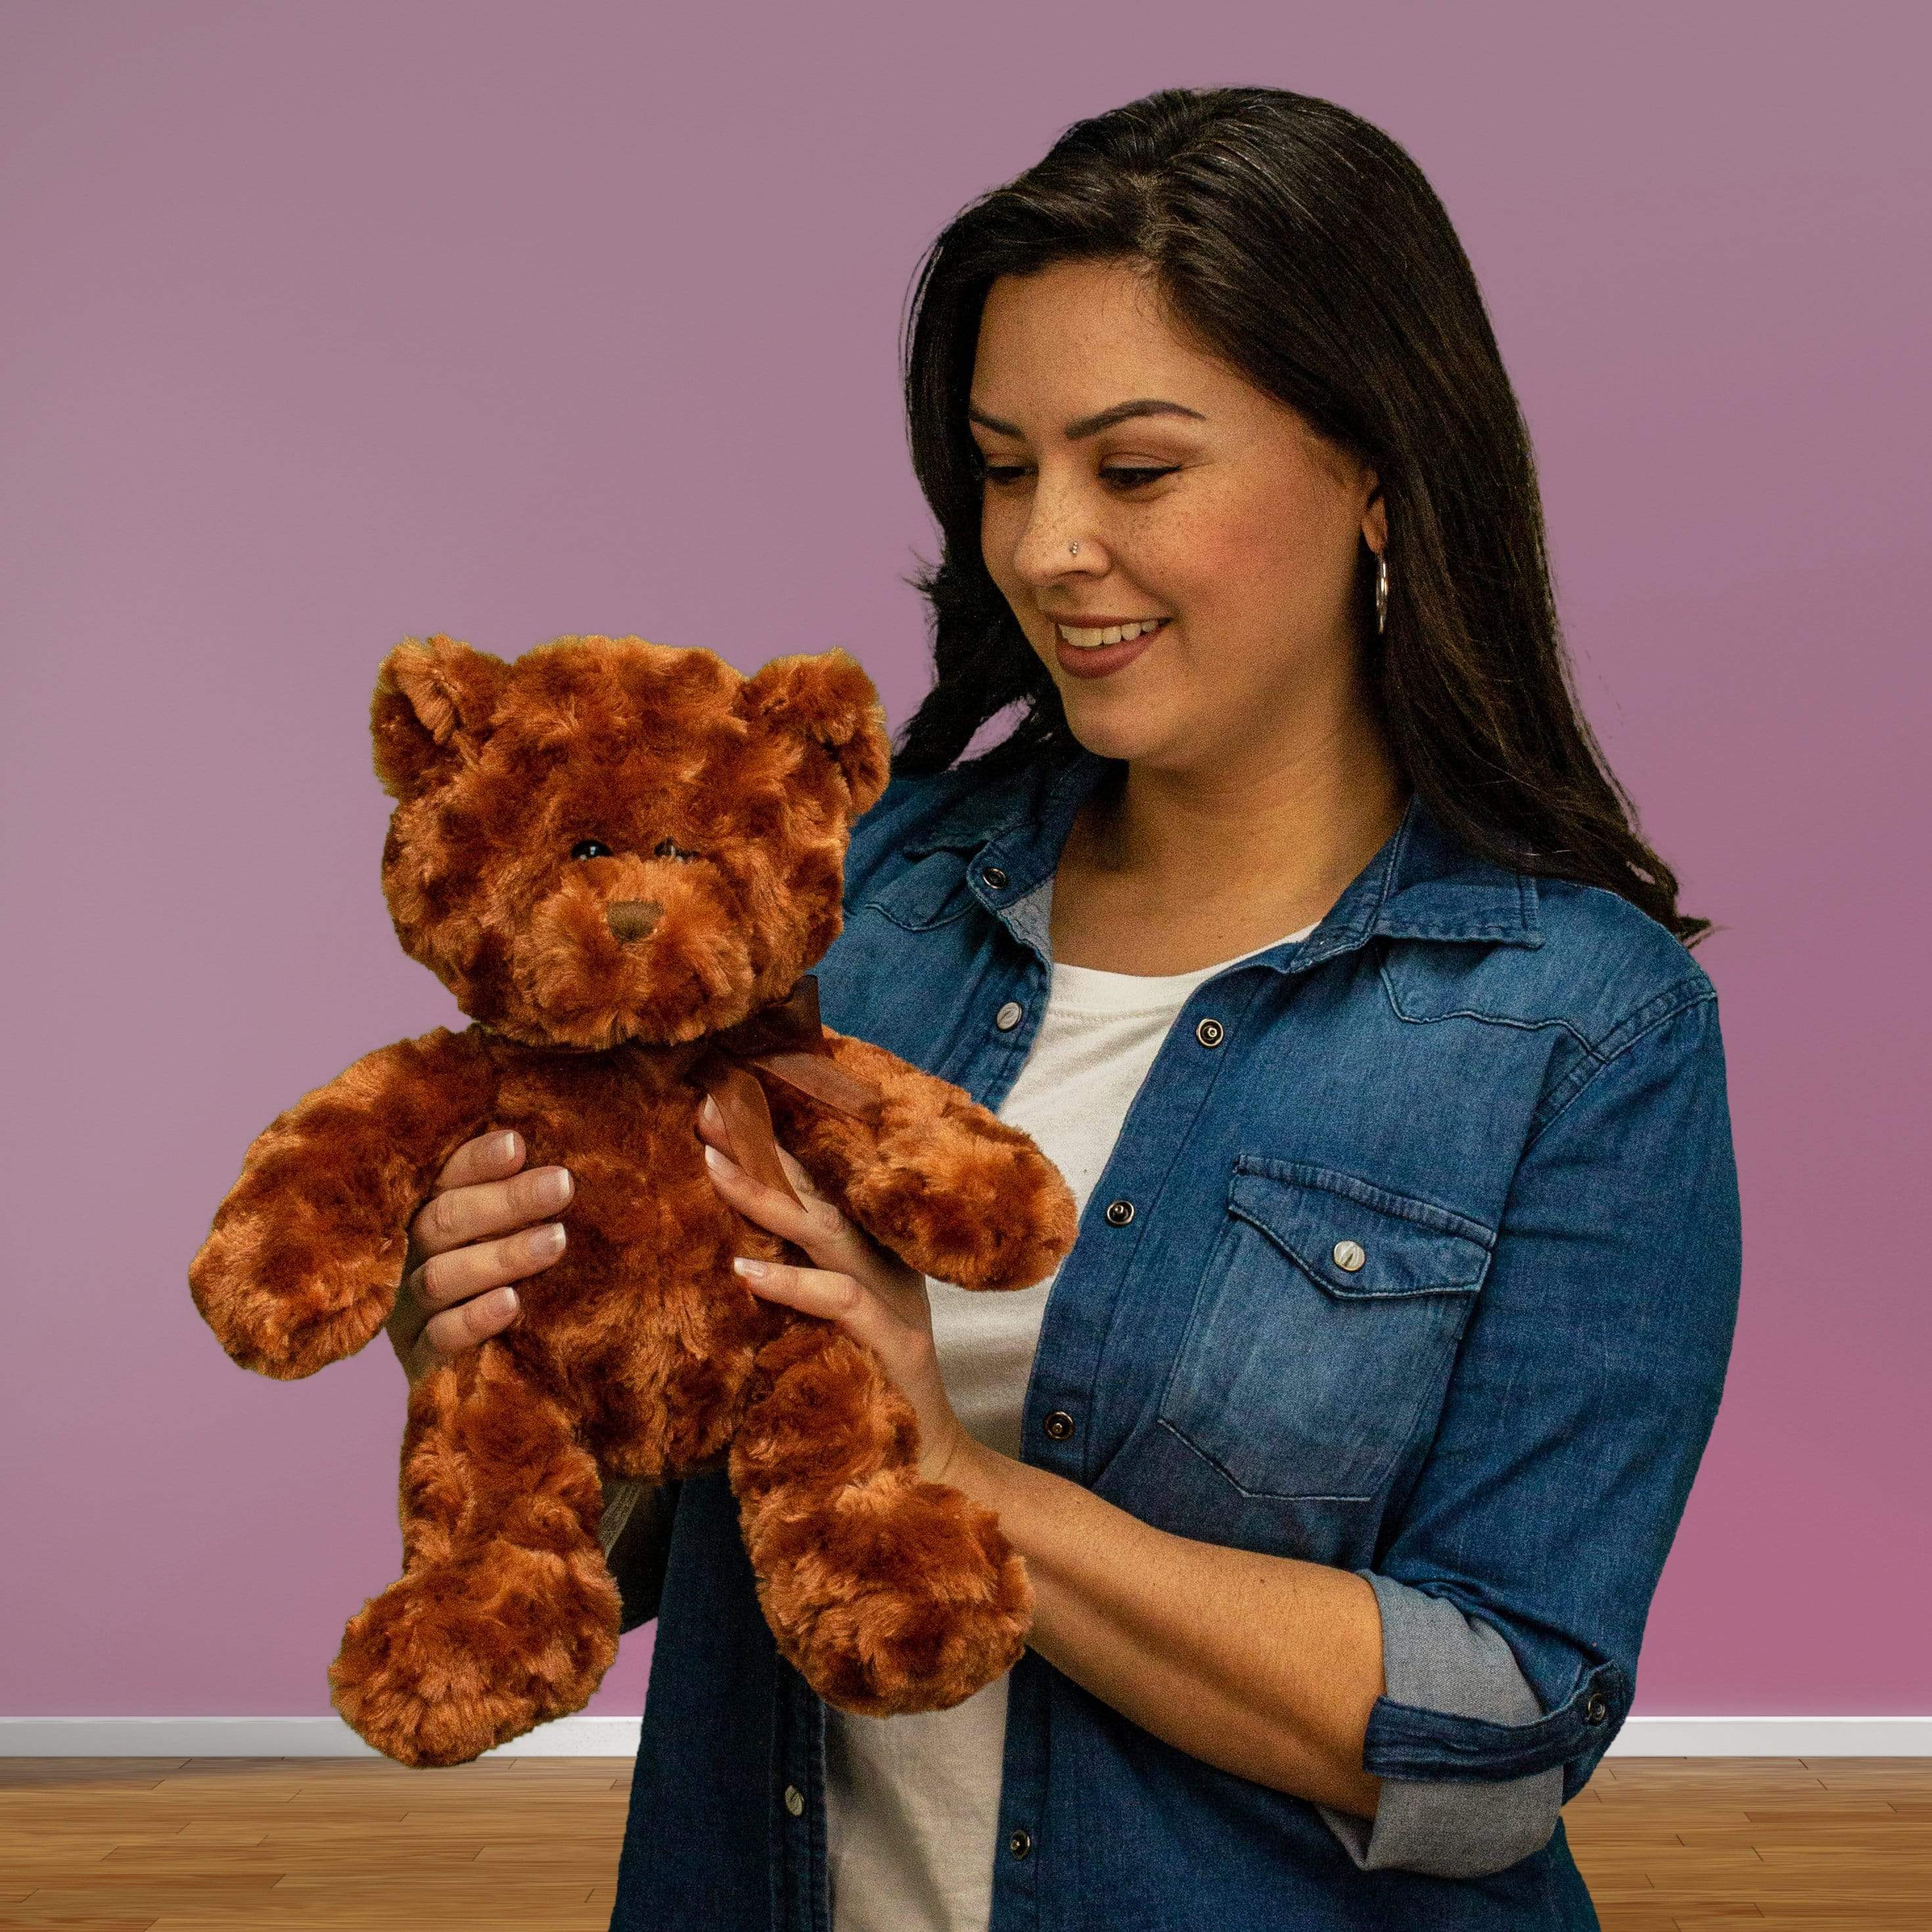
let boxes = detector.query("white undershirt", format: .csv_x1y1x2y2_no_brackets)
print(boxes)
823,914,1319,1932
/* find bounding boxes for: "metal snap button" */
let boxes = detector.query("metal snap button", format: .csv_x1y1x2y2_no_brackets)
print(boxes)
1007,1828,1032,1859
995,1000,1023,1032
1194,1016,1224,1048
1104,1199,1134,1227
1583,1693,1609,1726
980,864,1009,890
1043,1410,1076,1442
783,1783,804,1816
1332,1239,1366,1273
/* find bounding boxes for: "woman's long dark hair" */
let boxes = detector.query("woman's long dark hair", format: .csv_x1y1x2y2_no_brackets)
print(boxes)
894,85,1709,947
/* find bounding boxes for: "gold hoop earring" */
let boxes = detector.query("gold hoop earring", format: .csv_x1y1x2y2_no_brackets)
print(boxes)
1374,552,1389,635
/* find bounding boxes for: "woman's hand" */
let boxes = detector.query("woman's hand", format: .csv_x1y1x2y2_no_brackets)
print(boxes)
384,1130,574,1386
697,1095,973,1488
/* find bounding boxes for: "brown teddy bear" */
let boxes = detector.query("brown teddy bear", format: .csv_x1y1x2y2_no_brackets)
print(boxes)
189,633,1078,1768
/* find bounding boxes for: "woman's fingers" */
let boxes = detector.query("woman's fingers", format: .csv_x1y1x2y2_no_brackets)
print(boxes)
732,1256,865,1321
411,1284,523,1379
433,1128,527,1193
398,1220,566,1383
695,1101,968,1485
410,1221,566,1321
696,1097,872,1271
411,1157,574,1257
387,1128,574,1385
704,1139,873,1276
731,1253,967,1484
731,1256,907,1381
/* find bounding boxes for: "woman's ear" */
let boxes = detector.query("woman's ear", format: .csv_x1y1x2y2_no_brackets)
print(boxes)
371,635,507,800
1362,480,1389,558
736,647,891,819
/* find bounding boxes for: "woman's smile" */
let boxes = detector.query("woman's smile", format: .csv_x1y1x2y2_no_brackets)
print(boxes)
1051,614,1169,678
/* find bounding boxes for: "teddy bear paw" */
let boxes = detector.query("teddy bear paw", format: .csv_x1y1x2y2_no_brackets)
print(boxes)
770,1490,1034,1717
876,1139,1079,1293
190,1235,402,1381
329,1555,620,1767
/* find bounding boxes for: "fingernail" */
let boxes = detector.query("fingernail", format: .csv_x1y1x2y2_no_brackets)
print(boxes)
498,1287,520,1316
701,1095,722,1127
495,1132,520,1162
733,1256,767,1277
532,1223,565,1256
534,1166,572,1206
704,1143,737,1174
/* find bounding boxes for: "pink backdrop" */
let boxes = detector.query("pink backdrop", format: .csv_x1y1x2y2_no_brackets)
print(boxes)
3,1,1926,1725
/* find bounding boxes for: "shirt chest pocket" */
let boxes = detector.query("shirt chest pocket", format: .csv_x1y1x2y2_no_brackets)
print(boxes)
1156,1158,1495,1504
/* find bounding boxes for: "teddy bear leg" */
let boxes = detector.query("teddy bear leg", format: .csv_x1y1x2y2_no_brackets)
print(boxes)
728,1321,1032,1717
328,1342,620,1766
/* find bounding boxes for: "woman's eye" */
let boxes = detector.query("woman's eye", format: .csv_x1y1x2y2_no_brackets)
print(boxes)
975,462,1178,490
652,838,696,862
571,839,612,861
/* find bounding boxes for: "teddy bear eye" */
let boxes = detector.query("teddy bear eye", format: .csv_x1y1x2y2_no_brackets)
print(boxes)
571,839,612,861
652,838,697,862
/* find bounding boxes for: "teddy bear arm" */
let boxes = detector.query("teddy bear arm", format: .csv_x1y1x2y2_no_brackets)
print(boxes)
190,1029,495,1380
776,1031,1079,1293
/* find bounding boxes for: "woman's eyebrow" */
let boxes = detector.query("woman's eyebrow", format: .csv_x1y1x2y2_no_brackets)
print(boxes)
967,398,1207,441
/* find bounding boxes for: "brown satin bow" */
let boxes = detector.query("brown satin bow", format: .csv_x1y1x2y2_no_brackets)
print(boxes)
688,975,882,1206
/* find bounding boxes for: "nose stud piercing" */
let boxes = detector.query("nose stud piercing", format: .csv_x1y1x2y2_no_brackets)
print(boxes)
1069,541,1080,555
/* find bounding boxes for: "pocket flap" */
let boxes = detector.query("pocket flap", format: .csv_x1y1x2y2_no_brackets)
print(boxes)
860,852,975,931
1227,1157,1494,1299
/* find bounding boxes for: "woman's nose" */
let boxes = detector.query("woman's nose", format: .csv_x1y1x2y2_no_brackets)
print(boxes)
1010,488,1100,586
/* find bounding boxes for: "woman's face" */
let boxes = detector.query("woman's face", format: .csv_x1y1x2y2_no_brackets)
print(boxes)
970,257,1387,775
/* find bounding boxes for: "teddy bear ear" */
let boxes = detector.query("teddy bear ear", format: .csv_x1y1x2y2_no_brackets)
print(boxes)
735,648,890,817
371,635,508,799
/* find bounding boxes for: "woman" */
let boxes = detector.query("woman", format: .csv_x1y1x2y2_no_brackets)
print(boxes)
386,87,1741,1931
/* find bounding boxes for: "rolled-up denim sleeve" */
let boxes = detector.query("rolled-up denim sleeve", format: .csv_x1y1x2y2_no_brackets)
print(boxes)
1317,1573,1563,1875
1318,984,1741,1877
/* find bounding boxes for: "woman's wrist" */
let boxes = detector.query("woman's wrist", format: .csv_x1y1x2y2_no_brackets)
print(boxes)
944,1432,1028,1515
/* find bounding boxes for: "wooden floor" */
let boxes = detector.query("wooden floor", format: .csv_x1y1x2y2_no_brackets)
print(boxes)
0,1755,1925,1929
1565,1757,1931,1930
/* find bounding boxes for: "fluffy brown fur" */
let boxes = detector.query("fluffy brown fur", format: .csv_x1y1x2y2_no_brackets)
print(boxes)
189,633,1078,1767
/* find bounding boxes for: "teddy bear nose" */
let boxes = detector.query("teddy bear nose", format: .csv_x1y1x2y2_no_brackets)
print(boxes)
606,899,663,943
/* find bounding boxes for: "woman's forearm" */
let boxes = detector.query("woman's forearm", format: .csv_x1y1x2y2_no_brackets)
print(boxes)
948,1435,1386,1818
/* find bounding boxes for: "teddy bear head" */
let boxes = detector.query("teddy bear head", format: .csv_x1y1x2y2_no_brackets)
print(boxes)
370,633,890,1049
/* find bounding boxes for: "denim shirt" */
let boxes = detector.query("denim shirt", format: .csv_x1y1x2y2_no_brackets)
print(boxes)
609,745,1742,1932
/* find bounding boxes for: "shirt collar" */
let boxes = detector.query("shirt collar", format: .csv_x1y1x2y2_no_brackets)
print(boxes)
900,745,1542,965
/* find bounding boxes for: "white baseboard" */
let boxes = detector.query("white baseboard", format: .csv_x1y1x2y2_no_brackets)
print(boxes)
0,1715,647,1757
1607,1716,1932,1757
2,1714,1929,1759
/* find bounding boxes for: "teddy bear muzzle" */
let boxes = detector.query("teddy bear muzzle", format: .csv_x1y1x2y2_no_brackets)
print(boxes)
605,898,662,942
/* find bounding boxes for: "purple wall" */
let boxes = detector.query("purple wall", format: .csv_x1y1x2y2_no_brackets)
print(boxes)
3,3,1925,1725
